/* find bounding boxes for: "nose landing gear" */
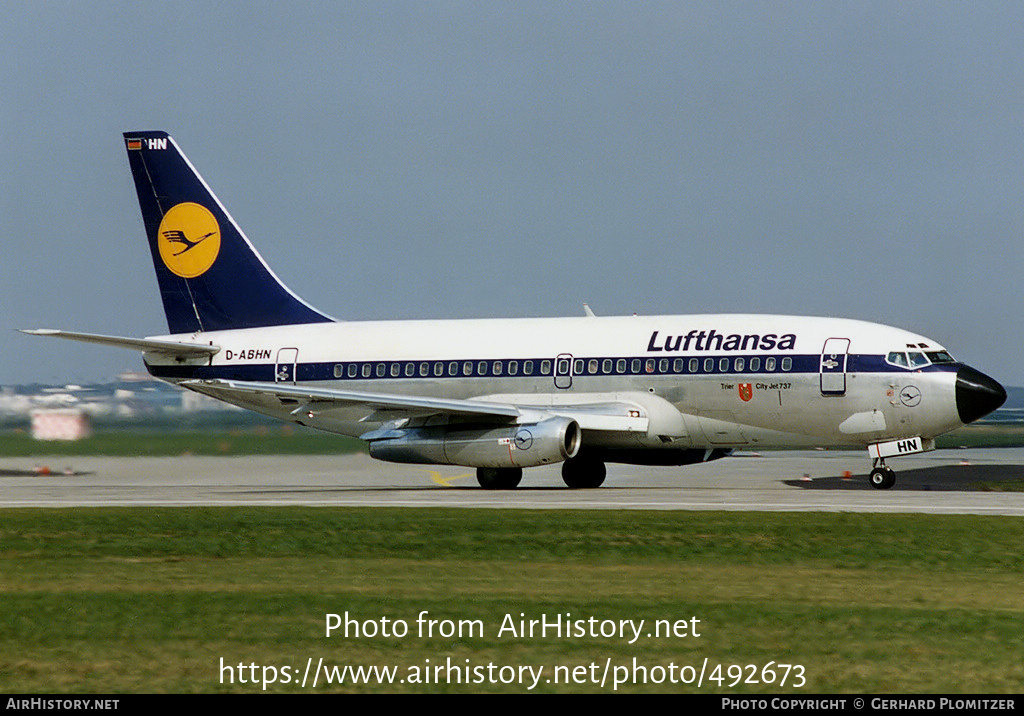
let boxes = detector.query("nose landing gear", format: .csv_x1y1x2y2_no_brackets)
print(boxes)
869,458,896,490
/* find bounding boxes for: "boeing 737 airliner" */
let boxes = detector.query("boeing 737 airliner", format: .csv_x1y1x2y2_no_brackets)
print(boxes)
24,131,1007,490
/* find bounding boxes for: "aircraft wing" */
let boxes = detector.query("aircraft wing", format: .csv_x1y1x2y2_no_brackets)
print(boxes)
20,329,220,358
182,379,650,433
184,378,521,421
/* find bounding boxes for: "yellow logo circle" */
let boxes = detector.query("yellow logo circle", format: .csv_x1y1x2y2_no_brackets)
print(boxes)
157,202,221,278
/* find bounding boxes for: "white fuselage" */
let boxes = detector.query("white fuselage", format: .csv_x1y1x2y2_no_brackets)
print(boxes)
143,313,966,451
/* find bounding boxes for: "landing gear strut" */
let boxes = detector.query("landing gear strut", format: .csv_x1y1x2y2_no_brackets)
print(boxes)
477,467,522,490
869,458,896,490
561,455,606,489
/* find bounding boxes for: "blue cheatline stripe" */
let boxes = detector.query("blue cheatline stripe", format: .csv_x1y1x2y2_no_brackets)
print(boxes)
145,353,961,382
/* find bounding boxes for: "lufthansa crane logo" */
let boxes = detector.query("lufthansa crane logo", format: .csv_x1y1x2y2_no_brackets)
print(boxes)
899,385,922,408
513,429,534,451
157,202,221,278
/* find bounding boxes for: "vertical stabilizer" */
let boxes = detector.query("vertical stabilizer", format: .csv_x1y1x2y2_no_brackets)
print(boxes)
123,131,334,334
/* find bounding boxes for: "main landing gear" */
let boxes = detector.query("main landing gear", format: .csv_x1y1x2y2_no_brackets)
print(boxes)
475,456,609,490
476,467,522,490
561,454,606,489
869,458,896,490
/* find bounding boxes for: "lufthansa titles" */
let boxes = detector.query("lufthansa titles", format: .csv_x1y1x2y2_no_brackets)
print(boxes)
647,330,797,353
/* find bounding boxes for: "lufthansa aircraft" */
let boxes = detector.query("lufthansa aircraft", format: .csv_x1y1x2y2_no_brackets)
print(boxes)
24,131,1007,490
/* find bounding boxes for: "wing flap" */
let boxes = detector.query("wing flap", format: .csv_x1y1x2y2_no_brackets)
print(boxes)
182,379,522,420
181,379,651,432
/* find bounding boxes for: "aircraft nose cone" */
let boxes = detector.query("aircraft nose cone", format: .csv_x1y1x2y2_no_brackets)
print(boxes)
956,365,1007,424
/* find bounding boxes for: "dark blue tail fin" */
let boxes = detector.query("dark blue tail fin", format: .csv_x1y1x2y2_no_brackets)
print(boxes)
123,131,334,334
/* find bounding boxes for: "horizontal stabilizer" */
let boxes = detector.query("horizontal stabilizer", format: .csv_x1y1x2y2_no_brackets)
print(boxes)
20,329,220,358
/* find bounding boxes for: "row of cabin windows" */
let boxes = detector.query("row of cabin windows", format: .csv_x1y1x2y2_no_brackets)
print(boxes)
331,356,794,380
574,356,791,375
333,359,546,379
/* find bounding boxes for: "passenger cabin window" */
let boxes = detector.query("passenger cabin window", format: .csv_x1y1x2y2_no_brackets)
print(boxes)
540,360,552,375
765,357,776,372
749,357,760,372
781,357,792,372
508,361,519,375
525,360,535,375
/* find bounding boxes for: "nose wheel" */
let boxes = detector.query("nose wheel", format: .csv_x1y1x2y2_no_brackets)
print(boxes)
869,459,896,490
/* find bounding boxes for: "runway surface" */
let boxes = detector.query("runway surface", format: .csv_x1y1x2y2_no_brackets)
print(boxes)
3,448,1024,514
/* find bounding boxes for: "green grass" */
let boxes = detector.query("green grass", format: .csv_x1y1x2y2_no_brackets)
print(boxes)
2,508,1023,693
935,423,1024,448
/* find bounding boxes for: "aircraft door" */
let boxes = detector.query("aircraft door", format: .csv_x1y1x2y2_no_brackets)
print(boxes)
820,338,850,396
554,353,573,389
276,347,298,384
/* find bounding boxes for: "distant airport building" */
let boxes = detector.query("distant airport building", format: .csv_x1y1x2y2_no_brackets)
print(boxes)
30,409,92,441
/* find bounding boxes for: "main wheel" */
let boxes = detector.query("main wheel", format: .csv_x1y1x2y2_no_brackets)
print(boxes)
476,467,523,490
561,456,606,489
869,466,896,490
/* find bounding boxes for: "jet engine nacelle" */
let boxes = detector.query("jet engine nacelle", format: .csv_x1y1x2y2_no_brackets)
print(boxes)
368,417,582,468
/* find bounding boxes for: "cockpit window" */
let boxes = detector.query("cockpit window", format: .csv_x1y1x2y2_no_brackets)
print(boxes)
886,351,910,368
886,350,955,370
907,351,930,369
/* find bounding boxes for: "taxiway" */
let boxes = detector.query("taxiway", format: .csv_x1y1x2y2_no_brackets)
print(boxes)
2,449,1024,514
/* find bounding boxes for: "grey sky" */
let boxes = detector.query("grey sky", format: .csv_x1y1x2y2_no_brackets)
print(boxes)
3,2,1022,385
